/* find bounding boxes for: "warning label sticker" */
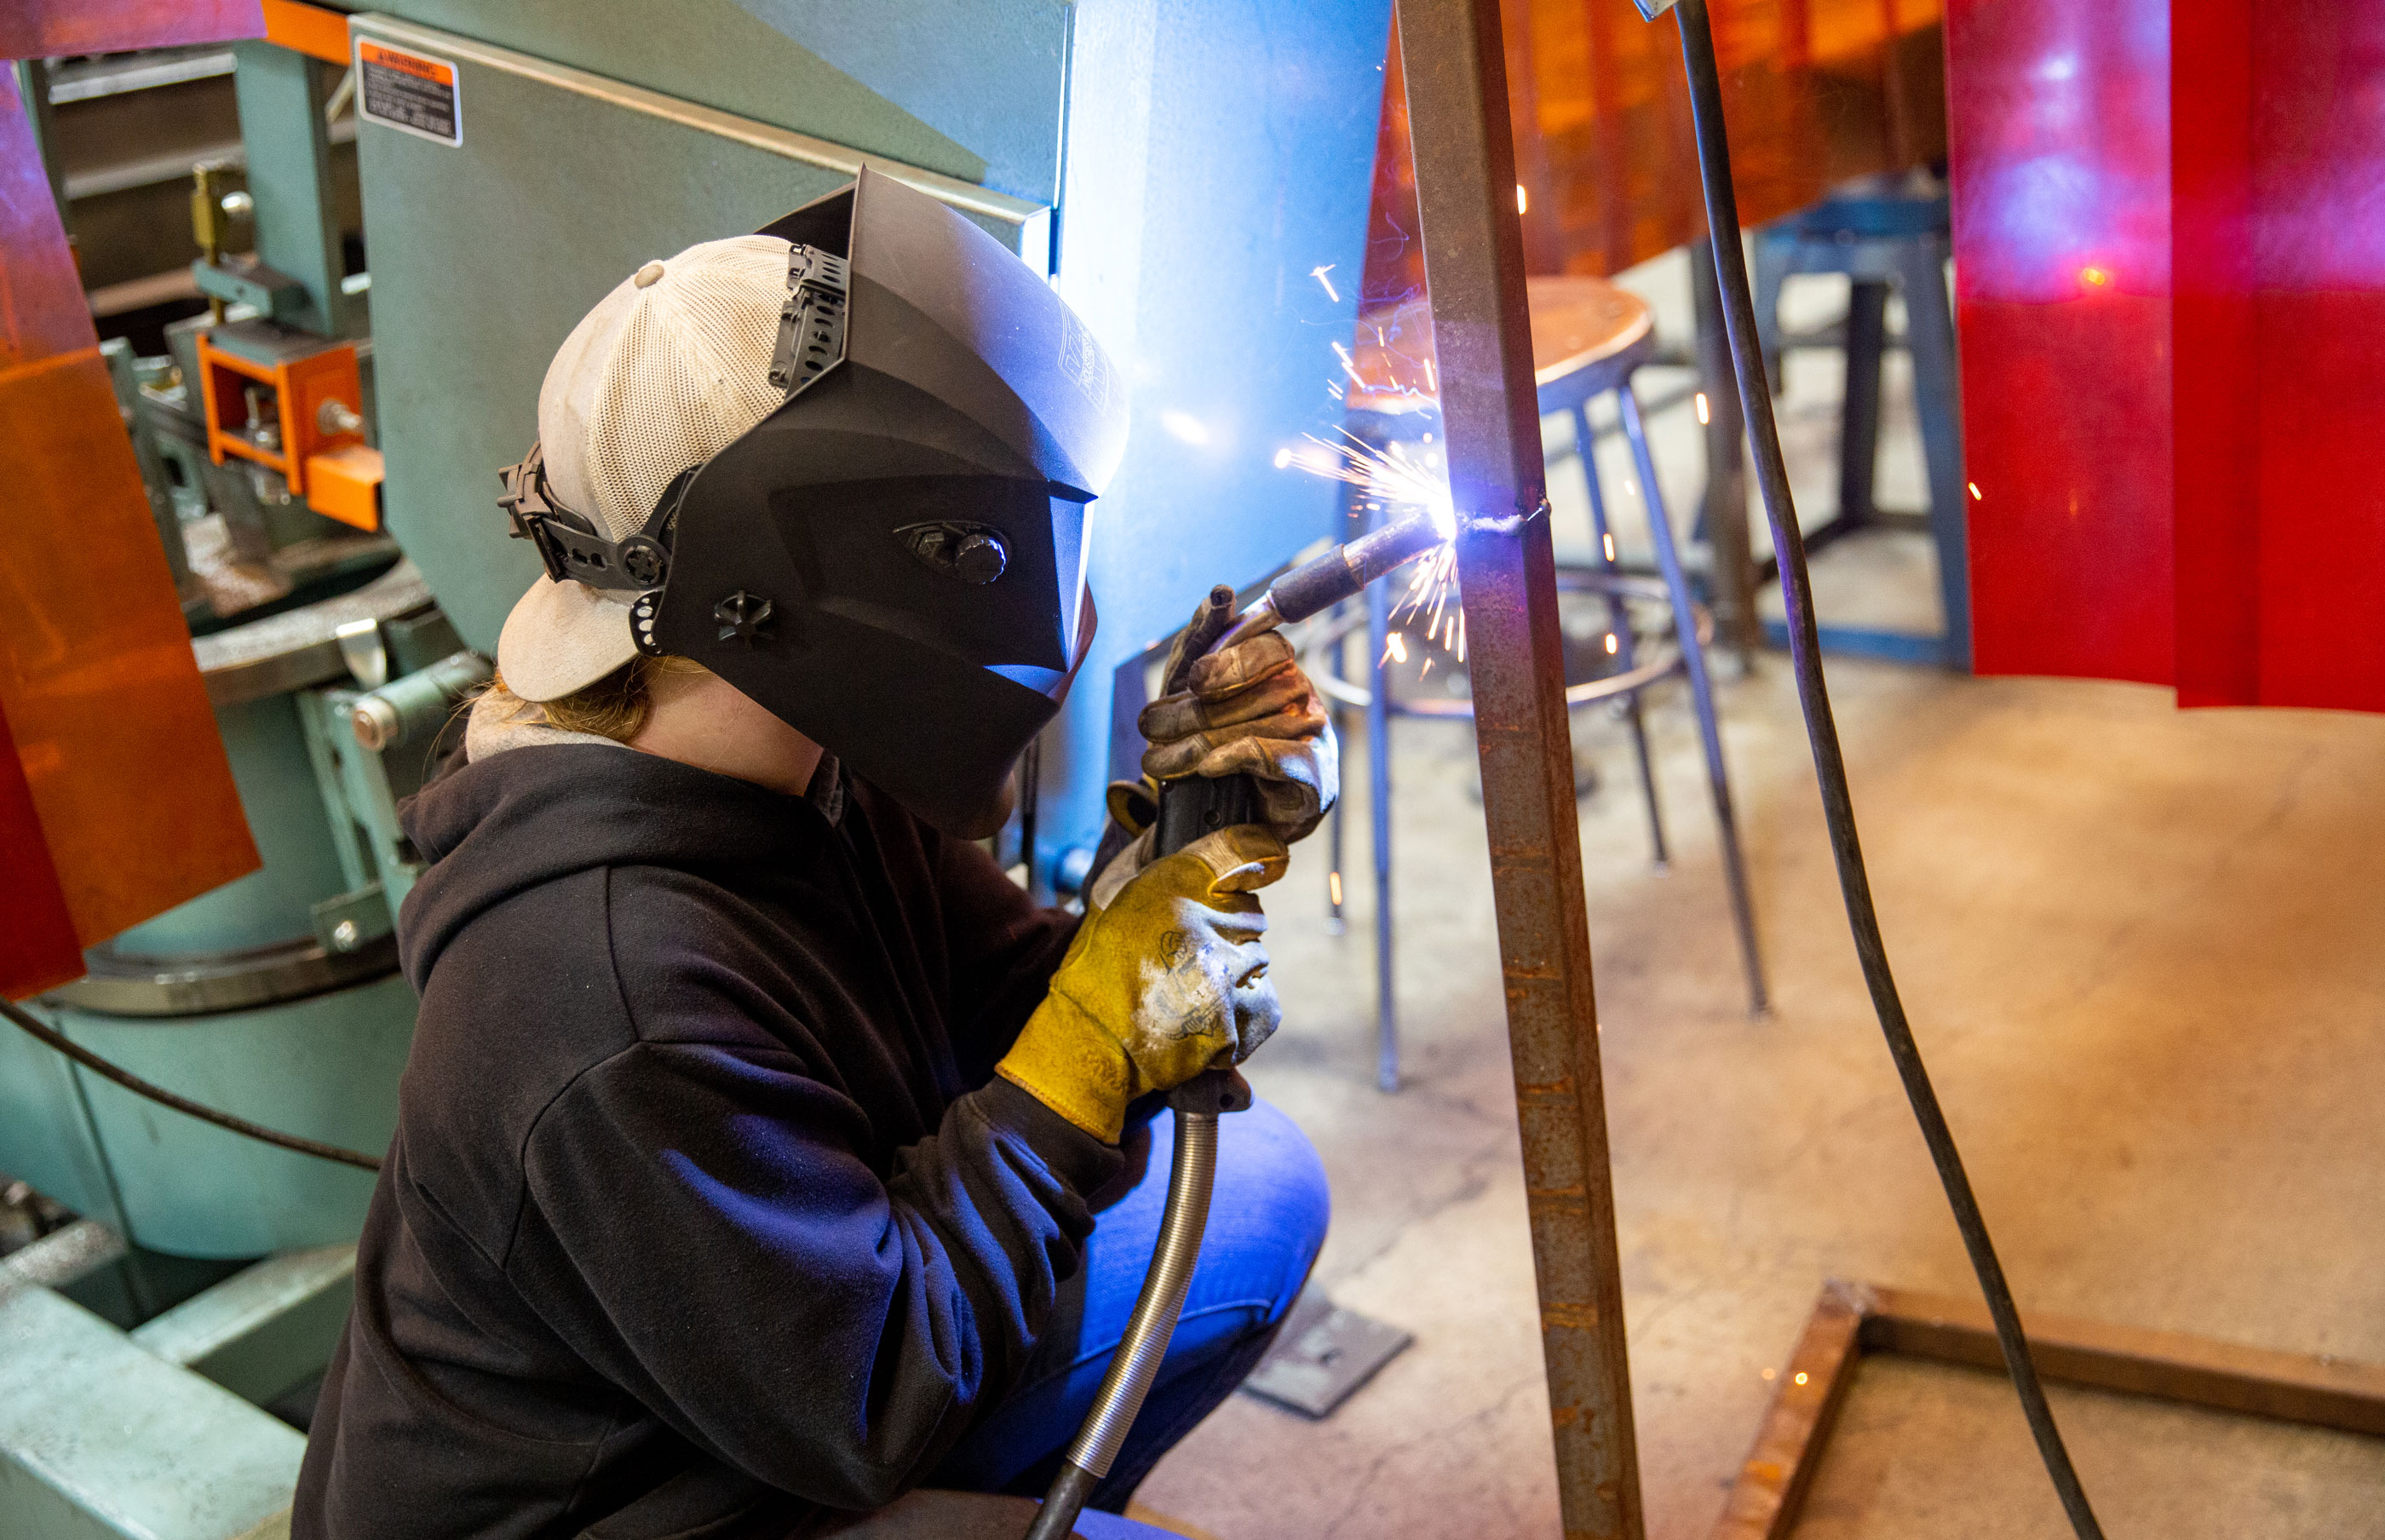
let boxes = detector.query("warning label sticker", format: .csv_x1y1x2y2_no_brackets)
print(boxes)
357,39,461,147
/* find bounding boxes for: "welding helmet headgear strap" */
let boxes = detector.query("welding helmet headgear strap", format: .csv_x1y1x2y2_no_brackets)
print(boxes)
500,443,694,595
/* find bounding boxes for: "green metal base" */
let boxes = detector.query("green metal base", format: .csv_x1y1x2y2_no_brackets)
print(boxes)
0,1229,354,1540
0,976,412,1259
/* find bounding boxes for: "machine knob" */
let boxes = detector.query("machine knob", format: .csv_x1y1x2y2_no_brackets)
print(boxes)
351,696,402,753
954,532,1007,585
318,398,366,437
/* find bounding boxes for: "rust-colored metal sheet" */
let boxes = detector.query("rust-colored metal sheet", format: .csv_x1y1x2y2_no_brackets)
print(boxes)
0,67,257,993
0,0,263,58
1366,0,1948,306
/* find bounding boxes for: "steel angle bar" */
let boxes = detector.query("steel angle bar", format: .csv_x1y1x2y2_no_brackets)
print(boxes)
1713,1280,2385,1540
1393,3,1644,1536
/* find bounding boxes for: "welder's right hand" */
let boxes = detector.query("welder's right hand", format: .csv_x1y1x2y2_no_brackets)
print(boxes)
997,825,1287,1142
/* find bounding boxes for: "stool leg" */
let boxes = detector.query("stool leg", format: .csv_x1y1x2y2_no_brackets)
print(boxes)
1692,235,1760,672
1619,382,1771,1017
1325,609,1348,934
1752,228,1794,398
1841,279,1889,531
1898,233,1970,671
1366,543,1399,1091
1578,403,1669,869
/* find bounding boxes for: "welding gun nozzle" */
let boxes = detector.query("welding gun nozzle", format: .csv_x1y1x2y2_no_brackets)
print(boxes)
1266,514,1446,628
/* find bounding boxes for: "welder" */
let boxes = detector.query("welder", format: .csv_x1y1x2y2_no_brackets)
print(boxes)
293,170,1337,1538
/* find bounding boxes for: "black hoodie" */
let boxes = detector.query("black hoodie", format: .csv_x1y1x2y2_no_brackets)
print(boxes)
292,742,1118,1540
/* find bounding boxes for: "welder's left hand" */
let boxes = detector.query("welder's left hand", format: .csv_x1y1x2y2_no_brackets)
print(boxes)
1140,618,1338,844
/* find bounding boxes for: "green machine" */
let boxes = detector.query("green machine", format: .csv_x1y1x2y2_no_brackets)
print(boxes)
0,8,1068,1536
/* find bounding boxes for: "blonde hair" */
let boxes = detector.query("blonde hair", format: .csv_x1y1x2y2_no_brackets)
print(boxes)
485,654,704,744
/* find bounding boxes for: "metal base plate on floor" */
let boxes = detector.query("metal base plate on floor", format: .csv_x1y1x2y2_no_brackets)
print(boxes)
1240,1290,1413,1419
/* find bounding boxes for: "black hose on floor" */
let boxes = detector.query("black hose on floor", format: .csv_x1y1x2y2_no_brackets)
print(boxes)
1,995,384,1172
1666,1,2106,1534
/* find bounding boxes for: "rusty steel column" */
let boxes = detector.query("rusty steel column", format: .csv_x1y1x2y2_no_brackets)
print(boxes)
1394,3,1646,1537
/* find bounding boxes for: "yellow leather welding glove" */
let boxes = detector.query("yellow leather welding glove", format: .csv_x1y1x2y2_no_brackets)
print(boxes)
998,825,1287,1142
1140,611,1339,843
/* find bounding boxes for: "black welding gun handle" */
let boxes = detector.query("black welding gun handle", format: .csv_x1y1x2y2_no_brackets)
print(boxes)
1153,770,1264,1112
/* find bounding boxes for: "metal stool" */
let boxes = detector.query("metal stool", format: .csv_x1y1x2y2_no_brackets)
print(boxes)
1321,277,1770,1090
1752,173,1969,669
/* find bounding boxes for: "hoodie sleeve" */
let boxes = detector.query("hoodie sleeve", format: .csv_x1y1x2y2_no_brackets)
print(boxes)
509,1042,1119,1511
928,829,1081,1073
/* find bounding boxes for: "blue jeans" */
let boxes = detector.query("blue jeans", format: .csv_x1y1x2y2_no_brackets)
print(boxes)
927,1099,1329,1512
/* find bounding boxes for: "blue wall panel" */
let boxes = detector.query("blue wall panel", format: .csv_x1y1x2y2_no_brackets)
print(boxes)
1049,0,1394,871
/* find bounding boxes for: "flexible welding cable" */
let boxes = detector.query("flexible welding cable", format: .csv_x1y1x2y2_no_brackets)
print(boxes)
1664,0,2106,1532
0,994,384,1172
1029,526,1445,1540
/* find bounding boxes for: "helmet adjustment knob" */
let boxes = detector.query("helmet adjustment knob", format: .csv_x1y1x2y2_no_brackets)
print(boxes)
895,520,1009,586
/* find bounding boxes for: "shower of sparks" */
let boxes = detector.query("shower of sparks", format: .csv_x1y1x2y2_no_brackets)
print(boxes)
1968,480,1984,501
1310,264,1341,303
1266,430,1473,660
1329,871,1344,906
1604,632,1618,655
1284,428,1457,541
1515,183,1529,214
1602,532,1617,562
1695,391,1710,425
1330,340,1364,388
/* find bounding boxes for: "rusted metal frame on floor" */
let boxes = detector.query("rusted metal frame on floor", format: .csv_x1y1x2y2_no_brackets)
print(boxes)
1394,2,1645,1537
1712,1279,2385,1540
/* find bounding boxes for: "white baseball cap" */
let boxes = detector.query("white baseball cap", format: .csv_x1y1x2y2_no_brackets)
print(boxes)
496,236,792,701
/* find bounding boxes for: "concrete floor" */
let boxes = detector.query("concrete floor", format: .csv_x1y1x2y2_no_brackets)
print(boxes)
1130,258,2385,1537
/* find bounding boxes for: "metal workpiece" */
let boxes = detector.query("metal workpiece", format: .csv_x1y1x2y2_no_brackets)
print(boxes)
1394,1,1643,1536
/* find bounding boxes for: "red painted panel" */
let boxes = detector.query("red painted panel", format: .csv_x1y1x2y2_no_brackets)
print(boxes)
2169,0,2257,706
1955,0,2385,712
0,0,262,57
1948,0,2174,687
2246,11,2385,711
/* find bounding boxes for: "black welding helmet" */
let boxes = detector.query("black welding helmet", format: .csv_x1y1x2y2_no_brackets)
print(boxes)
499,168,1126,835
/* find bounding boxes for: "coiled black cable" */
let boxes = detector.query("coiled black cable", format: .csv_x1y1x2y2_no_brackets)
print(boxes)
1667,1,2104,1532
1,995,383,1172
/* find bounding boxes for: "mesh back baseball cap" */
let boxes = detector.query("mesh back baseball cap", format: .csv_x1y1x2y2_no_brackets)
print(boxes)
496,236,790,702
